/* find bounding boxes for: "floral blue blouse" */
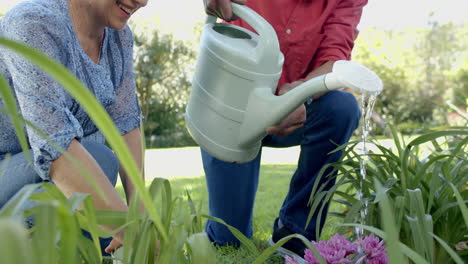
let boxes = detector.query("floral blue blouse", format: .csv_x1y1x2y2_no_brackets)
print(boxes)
0,0,142,180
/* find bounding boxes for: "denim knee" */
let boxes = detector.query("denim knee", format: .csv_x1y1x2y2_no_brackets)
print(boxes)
82,142,119,186
306,91,361,136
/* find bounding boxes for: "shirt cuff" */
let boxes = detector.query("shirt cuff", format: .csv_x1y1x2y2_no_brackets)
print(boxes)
31,110,83,180
113,114,142,136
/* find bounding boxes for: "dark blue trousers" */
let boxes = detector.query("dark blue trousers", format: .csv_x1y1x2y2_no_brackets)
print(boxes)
201,90,361,245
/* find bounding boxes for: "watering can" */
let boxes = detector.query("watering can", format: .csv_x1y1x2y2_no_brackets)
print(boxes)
185,3,383,163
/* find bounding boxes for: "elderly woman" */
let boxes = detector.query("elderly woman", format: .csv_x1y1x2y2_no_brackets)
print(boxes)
0,0,148,254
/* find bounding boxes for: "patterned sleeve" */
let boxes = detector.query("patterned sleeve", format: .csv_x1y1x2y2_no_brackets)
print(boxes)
1,9,83,180
106,25,142,136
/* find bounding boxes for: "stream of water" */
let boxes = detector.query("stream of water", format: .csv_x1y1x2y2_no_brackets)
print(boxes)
355,93,379,238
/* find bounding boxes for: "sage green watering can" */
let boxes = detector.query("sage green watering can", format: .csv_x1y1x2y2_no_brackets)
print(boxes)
185,3,383,163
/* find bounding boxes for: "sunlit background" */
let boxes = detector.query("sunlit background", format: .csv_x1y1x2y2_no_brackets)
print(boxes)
1,0,467,38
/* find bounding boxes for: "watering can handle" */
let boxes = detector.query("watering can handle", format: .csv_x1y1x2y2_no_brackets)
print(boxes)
231,3,280,64
205,3,280,64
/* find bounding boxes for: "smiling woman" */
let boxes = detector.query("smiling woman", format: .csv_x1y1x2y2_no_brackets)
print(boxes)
0,0,149,256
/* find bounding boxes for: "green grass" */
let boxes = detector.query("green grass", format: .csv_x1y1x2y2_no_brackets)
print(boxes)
118,163,345,263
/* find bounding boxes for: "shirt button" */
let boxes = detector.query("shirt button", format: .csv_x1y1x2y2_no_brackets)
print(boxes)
286,29,292,34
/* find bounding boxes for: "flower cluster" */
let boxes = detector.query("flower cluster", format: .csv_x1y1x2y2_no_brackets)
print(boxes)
284,234,388,264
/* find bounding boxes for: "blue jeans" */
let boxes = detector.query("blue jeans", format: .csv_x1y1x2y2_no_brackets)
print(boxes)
202,90,361,245
0,141,119,255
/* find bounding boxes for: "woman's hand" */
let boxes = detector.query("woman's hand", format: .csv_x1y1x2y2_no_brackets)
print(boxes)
203,0,247,21
266,81,307,138
105,238,123,254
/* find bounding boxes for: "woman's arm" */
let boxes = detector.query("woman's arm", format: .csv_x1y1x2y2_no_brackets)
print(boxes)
119,127,144,204
50,139,127,243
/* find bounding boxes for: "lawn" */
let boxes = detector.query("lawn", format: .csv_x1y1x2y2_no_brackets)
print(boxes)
117,152,346,263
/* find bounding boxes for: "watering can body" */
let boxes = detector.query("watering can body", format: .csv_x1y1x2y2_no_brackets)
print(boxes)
185,4,285,163
185,4,383,163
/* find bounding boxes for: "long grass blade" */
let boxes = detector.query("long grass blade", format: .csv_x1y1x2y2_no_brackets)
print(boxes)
408,130,468,147
0,76,30,163
449,182,468,227
56,204,79,264
0,183,41,217
431,233,465,264
374,179,406,264
186,232,217,264
203,215,260,255
0,218,32,264
31,204,58,264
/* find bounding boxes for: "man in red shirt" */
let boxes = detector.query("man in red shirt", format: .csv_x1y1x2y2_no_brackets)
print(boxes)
202,0,367,260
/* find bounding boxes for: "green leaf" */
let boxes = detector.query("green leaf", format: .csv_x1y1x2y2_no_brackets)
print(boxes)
132,219,154,264
408,130,468,147
203,215,260,256
375,179,406,264
0,76,30,163
449,182,468,227
95,210,128,227
0,218,32,264
31,204,59,264
431,233,465,264
0,183,41,217
56,203,79,264
185,232,217,264
407,188,433,262
81,197,103,263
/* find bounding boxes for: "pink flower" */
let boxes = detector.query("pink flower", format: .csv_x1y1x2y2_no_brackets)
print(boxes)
284,255,300,264
284,233,388,264
329,234,358,256
303,235,356,264
358,234,388,264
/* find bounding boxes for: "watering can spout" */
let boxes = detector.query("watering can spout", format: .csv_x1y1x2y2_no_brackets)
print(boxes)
239,60,383,148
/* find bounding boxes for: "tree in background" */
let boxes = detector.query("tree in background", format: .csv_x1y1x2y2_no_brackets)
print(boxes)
353,20,468,135
133,28,197,148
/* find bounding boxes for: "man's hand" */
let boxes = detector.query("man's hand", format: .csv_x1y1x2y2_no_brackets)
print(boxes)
266,81,307,138
203,0,247,21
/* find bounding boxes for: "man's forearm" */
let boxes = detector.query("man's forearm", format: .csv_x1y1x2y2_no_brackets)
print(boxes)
303,60,335,99
305,60,334,80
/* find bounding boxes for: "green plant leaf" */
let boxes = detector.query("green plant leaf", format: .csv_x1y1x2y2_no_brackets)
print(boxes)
31,204,59,264
0,183,41,217
374,179,406,264
0,218,32,264
186,232,217,264
0,76,30,163
431,233,465,264
95,209,128,227
449,182,468,227
408,130,468,147
203,215,260,256
56,203,79,264
81,197,103,263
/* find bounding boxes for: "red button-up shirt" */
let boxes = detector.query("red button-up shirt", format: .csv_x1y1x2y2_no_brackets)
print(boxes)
229,0,368,94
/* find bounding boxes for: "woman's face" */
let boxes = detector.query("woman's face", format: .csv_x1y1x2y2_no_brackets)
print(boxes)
94,0,148,29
